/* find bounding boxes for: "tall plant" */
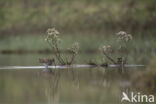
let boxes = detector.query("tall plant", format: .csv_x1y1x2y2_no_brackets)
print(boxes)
100,31,133,65
45,28,79,65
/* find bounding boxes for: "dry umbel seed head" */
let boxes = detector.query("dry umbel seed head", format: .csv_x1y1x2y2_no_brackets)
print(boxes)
45,28,61,43
116,31,133,42
47,28,59,36
99,45,111,53
69,42,79,54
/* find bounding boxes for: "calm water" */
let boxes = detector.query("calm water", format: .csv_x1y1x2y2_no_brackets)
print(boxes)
0,54,152,104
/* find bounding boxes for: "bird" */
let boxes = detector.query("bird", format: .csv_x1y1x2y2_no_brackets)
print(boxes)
39,58,55,69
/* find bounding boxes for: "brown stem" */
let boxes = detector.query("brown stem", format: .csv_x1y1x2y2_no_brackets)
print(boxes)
54,42,66,65
123,42,129,64
103,51,116,64
47,41,65,65
69,52,76,65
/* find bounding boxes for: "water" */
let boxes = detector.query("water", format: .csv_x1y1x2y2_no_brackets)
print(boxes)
0,68,132,104
0,54,152,104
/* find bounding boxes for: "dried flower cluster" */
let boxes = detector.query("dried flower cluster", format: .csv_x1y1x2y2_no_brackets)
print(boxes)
116,31,133,42
47,28,59,35
101,45,111,53
69,42,79,54
45,28,61,44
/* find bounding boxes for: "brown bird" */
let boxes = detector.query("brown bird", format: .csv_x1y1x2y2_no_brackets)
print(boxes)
39,58,55,69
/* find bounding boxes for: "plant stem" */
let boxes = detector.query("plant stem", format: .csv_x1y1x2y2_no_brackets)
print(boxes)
103,52,116,64
54,42,66,65
69,53,76,65
47,41,65,65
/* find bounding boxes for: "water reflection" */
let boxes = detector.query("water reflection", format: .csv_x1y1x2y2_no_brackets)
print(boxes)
40,70,61,104
0,53,154,104
0,66,152,104
39,68,133,104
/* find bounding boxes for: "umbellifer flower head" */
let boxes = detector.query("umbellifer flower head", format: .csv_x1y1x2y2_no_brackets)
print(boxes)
116,31,133,42
47,28,59,36
69,42,79,54
116,31,127,36
100,45,111,53
45,28,61,43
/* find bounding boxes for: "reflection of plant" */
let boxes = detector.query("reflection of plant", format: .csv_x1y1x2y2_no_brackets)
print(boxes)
100,31,133,65
45,28,79,65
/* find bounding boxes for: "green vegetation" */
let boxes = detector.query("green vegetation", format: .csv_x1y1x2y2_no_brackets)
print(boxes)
0,0,156,35
0,0,156,103
0,0,155,66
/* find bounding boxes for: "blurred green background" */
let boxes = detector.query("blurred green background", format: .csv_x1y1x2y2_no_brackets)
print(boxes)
0,0,156,64
0,0,156,35
0,1,156,104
